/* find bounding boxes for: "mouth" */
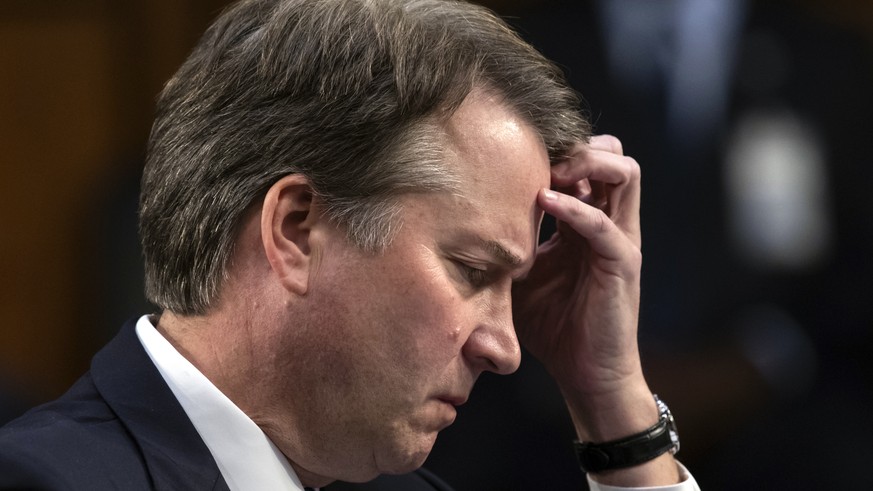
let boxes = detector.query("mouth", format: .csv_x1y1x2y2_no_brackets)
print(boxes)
432,397,461,430
436,395,468,407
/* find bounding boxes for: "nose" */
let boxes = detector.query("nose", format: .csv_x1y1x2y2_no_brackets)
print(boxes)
462,293,521,375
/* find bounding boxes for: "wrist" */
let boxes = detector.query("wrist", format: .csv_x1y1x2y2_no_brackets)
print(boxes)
563,379,657,442
573,393,682,486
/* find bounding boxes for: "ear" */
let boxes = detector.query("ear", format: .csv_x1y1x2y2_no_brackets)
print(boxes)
260,174,319,295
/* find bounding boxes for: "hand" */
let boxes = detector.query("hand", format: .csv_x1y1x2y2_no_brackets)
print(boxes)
514,134,642,390
513,135,653,438
513,134,681,485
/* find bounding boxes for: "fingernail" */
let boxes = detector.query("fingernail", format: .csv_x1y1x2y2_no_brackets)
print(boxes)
543,189,557,200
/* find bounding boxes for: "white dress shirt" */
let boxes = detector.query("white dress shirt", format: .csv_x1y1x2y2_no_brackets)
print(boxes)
136,315,305,491
588,462,700,491
135,315,698,490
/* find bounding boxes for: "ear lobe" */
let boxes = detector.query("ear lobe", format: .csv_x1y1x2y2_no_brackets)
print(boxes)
261,174,318,295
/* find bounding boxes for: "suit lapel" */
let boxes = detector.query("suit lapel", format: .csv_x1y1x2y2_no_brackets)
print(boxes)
91,318,230,490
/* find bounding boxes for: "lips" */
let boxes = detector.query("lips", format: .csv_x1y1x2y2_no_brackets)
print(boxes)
433,396,462,430
437,395,467,407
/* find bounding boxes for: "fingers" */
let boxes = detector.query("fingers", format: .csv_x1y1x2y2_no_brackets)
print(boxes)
587,134,624,155
550,136,641,237
551,146,639,189
538,188,640,267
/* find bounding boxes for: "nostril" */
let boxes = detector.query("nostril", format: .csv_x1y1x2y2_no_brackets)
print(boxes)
471,327,521,375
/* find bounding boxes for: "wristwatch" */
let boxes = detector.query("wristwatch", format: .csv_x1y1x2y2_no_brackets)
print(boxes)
574,394,679,473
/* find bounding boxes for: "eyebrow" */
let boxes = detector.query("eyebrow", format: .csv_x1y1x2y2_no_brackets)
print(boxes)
479,238,524,268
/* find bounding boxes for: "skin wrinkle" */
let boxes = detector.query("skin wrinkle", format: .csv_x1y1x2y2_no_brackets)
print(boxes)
141,0,588,314
152,84,684,487
79,1,702,488
245,89,545,482
135,0,681,485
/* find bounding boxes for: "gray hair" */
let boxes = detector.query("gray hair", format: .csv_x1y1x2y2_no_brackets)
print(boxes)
139,0,591,315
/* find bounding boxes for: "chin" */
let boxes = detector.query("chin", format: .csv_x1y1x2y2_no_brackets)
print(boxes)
338,448,429,483
379,454,430,477
376,432,437,476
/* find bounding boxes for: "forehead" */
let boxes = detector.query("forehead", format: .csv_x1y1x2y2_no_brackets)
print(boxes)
408,90,551,262
443,89,551,209
442,90,551,191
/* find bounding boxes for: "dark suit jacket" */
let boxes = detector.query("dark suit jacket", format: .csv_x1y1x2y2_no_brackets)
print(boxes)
0,319,452,490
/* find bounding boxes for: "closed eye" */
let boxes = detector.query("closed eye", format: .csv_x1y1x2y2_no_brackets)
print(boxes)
454,260,490,288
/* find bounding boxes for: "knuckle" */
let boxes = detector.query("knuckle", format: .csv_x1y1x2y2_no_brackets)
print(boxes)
622,156,641,182
598,134,624,155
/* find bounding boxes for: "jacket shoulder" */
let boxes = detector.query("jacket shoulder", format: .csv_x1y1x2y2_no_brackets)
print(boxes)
0,373,152,490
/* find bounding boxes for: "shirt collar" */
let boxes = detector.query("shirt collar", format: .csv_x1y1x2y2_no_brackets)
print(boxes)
135,315,306,491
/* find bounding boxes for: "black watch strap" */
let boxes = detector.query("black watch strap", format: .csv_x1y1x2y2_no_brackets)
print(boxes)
573,395,679,474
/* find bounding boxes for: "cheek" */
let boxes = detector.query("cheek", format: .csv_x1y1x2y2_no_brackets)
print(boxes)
402,271,468,350
310,247,472,387
357,265,470,383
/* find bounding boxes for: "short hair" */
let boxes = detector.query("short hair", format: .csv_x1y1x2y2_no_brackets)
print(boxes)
139,0,591,315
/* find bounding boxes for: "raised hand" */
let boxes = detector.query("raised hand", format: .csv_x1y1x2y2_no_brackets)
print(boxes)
513,134,643,402
513,135,680,485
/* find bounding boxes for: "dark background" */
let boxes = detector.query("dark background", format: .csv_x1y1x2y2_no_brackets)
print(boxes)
2,0,872,489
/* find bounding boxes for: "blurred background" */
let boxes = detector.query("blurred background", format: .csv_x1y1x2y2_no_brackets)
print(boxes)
1,0,871,489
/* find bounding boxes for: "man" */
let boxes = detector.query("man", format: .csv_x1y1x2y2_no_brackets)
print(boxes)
0,0,699,489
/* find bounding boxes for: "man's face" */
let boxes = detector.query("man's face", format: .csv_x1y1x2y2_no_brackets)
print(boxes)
275,90,551,481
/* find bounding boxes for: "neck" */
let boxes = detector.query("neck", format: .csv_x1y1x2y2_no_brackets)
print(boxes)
157,306,343,487
157,309,258,410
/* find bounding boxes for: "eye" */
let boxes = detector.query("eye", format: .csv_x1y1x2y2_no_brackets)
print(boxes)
454,261,490,288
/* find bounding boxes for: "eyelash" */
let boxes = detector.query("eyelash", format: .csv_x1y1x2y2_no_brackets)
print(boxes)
456,261,490,287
